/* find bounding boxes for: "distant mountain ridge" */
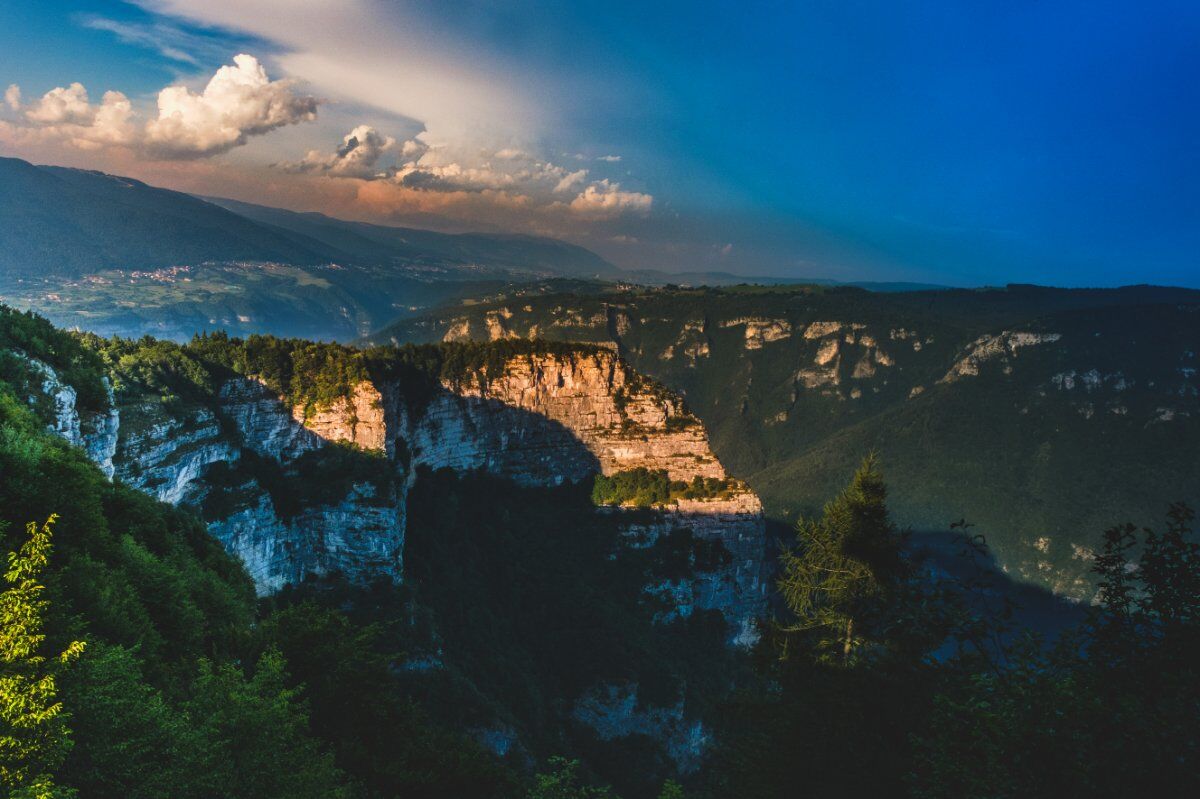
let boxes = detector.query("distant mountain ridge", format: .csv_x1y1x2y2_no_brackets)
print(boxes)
0,156,620,278
201,195,621,279
0,156,336,275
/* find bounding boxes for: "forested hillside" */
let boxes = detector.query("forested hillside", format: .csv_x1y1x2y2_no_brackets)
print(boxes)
2,305,1197,797
375,283,1200,598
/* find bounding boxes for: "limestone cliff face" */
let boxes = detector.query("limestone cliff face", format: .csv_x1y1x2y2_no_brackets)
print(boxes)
109,377,402,595
295,381,386,451
37,346,766,640
611,492,766,647
407,350,725,483
391,349,768,639
19,355,120,478
115,405,237,505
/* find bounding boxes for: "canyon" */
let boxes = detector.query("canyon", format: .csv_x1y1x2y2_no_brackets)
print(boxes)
28,344,767,644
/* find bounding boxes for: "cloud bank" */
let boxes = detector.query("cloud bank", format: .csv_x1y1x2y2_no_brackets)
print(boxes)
2,54,317,159
281,126,652,222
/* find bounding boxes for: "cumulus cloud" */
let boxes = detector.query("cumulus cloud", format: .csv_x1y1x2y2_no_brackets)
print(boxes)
569,179,653,219
144,54,318,158
23,83,96,125
553,169,588,194
3,83,137,151
280,125,404,179
267,128,654,228
2,54,318,159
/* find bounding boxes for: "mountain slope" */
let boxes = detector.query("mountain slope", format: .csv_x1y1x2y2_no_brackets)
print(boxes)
373,283,1200,598
0,157,619,278
203,196,622,278
3,309,767,788
0,157,340,275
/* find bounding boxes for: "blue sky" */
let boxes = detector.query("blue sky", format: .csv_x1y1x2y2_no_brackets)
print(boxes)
1,1,1197,287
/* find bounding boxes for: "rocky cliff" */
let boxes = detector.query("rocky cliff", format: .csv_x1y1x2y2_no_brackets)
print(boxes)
26,344,767,641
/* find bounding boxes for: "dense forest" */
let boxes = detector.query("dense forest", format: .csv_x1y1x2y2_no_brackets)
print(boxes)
1,305,1198,797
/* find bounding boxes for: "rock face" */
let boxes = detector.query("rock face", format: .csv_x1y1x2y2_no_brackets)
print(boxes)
419,351,725,481
612,492,766,646
293,381,386,451
941,331,1062,383
573,683,709,773
398,350,767,638
32,346,766,642
19,355,120,478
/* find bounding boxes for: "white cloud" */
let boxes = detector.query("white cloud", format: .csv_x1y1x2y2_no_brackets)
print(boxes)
24,83,96,125
553,168,588,194
5,84,137,151
400,138,427,159
80,16,203,65
281,124,400,178
268,129,653,224
597,154,622,162
134,0,545,140
569,179,653,219
4,54,318,159
144,54,318,158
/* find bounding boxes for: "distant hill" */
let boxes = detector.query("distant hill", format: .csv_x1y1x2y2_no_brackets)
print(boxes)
0,156,620,279
202,196,621,279
0,156,336,275
373,282,1200,599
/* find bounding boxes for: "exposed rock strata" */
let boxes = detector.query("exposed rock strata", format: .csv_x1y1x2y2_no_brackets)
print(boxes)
34,348,766,641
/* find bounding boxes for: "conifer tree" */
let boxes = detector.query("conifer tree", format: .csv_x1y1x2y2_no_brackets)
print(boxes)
0,515,86,798
778,454,906,664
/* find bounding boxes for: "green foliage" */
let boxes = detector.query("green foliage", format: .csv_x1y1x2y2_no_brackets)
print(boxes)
657,780,685,799
526,758,618,799
0,516,85,799
909,503,1200,799
1,305,108,420
252,599,522,799
58,643,199,799
777,454,907,664
591,469,738,508
182,650,352,799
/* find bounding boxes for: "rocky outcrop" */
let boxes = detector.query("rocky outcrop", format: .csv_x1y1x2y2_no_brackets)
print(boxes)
426,350,726,481
218,378,325,460
391,350,768,641
294,381,386,451
721,317,792,349
115,406,238,505
610,492,766,645
32,345,765,641
19,355,120,478
941,331,1061,383
573,683,709,774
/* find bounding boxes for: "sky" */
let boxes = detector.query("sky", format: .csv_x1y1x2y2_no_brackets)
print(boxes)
1,1,1197,287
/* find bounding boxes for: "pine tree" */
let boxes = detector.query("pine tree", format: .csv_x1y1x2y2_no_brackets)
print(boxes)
0,515,86,798
778,454,906,664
